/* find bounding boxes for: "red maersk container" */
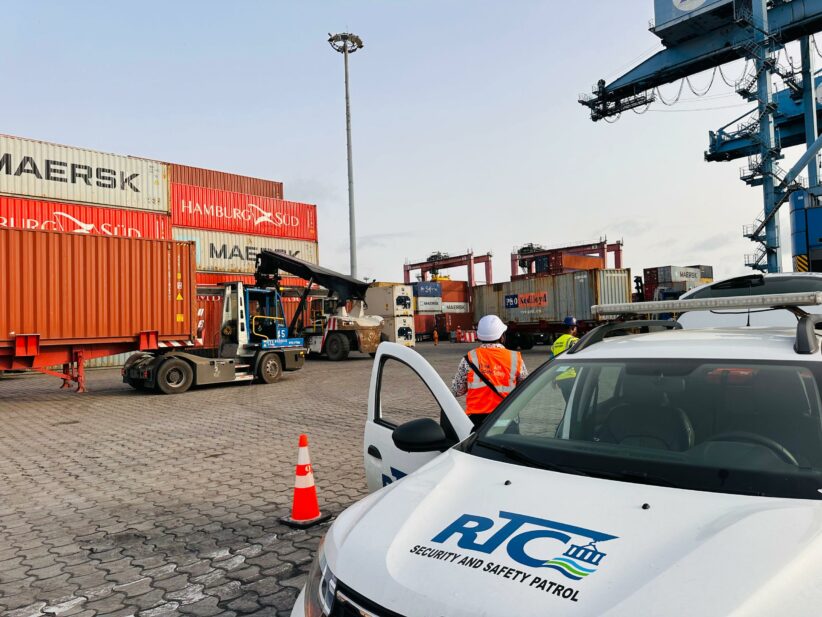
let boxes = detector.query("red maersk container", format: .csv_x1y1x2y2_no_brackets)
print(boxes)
168,163,283,199
0,195,171,239
170,183,317,241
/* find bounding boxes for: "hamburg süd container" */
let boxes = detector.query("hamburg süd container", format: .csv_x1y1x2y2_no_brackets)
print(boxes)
0,134,168,212
381,316,415,347
415,296,443,314
167,162,283,199
0,195,171,239
171,228,319,274
170,183,317,242
0,227,196,358
414,281,442,298
365,285,413,317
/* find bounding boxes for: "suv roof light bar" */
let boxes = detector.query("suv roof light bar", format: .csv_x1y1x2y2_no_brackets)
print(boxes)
592,292,822,317
567,320,682,355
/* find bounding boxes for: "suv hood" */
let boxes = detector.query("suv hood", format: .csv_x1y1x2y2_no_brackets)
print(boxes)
329,449,822,616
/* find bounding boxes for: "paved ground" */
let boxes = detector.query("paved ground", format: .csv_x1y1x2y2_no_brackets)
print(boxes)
0,344,549,617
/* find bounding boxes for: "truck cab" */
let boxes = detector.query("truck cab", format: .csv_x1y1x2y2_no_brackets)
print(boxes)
123,281,306,394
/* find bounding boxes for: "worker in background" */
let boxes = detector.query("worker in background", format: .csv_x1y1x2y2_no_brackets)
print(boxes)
433,328,439,346
550,316,579,402
451,315,528,429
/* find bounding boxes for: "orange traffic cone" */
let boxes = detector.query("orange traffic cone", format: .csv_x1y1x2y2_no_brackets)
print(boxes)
280,434,332,528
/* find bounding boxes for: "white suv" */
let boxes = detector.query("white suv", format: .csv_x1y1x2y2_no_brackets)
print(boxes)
293,281,822,617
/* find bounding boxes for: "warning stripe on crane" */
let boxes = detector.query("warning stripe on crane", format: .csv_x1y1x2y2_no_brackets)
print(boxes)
795,254,810,272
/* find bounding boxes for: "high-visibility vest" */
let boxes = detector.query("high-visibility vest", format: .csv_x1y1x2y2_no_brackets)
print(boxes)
550,334,579,381
465,347,523,415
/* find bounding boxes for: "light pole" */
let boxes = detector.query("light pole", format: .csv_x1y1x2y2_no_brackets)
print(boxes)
328,32,364,279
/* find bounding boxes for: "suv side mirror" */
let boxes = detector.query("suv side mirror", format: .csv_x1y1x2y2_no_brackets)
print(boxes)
392,418,453,452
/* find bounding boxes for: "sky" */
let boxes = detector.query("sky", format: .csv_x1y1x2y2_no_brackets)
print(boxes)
3,1,815,283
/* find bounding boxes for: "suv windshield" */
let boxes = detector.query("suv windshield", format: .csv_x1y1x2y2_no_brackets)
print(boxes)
472,358,822,500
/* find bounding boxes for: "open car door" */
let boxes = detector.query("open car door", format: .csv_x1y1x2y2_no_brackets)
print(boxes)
364,342,473,492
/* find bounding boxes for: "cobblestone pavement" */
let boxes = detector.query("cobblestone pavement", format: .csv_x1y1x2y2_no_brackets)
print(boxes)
0,344,549,617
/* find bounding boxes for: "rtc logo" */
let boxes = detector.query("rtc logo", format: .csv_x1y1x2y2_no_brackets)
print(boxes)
432,511,617,581
673,0,707,11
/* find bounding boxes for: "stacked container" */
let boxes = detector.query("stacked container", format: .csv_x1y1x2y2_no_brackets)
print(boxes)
643,265,709,300
413,281,443,314
365,284,415,347
0,134,322,365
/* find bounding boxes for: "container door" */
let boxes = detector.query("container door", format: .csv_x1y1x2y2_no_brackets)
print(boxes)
364,343,472,492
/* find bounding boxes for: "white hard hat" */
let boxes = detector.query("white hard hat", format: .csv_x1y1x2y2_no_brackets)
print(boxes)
477,315,507,342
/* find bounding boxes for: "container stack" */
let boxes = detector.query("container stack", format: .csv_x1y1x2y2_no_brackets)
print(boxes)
642,265,712,301
365,284,415,347
0,133,321,365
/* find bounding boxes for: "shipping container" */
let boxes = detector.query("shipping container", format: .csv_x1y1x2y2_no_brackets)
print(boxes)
0,195,171,239
440,280,470,303
414,314,436,341
415,297,443,313
381,316,415,347
171,228,318,274
657,266,701,283
167,162,283,199
687,264,715,279
371,281,406,287
436,313,474,336
194,271,306,289
442,302,470,313
170,183,317,242
414,281,442,298
644,282,659,302
643,267,659,284
0,134,168,212
0,227,197,370
365,285,413,317
473,269,632,325
472,284,504,322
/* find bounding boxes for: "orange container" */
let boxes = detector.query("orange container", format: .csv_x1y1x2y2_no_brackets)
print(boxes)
167,163,283,199
0,227,196,354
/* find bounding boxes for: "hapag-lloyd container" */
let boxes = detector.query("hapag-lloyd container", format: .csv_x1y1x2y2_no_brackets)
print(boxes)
0,227,196,349
0,134,168,212
472,269,632,324
0,196,171,239
170,183,317,241
172,228,319,274
167,163,283,199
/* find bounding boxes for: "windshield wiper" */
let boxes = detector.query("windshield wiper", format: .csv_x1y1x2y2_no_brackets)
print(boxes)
474,440,588,476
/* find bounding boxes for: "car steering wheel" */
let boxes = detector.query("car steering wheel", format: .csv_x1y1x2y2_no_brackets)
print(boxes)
704,431,799,466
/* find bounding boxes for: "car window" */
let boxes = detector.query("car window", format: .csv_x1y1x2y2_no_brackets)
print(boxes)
378,358,444,428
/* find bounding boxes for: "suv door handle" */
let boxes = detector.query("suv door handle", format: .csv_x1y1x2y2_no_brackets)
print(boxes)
367,445,382,460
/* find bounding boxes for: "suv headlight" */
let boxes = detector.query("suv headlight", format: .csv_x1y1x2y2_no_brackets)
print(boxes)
305,537,337,617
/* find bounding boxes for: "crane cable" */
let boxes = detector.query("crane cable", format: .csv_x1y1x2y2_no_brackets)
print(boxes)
655,79,686,105
685,68,717,96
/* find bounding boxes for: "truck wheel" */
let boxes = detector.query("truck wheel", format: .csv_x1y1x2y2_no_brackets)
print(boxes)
258,353,283,384
504,332,521,350
156,358,193,394
326,332,350,361
520,334,535,350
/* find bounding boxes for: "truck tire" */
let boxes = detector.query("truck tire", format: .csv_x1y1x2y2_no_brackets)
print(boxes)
257,353,283,384
326,332,351,361
520,334,535,350
156,358,194,394
504,331,522,350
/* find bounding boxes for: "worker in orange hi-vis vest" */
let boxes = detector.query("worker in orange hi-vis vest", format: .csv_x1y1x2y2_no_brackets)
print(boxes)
433,328,439,346
451,315,528,429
